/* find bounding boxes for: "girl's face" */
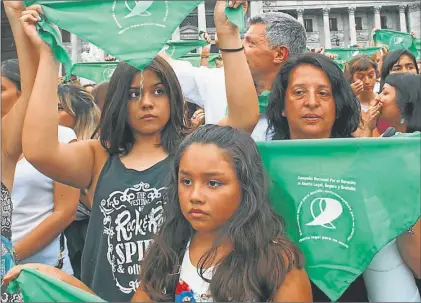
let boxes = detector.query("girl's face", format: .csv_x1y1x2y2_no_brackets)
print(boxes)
127,70,170,137
1,76,20,118
377,84,400,124
283,64,336,139
390,55,417,74
178,143,241,234
58,101,76,129
352,67,377,91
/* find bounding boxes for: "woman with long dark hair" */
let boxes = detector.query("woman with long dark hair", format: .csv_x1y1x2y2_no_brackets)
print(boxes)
133,125,311,302
6,2,259,301
266,53,360,141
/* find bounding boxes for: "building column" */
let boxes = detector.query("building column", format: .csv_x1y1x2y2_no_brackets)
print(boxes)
250,1,263,18
70,33,81,63
197,2,207,33
348,7,357,46
323,7,331,49
399,5,407,32
374,6,382,29
172,27,180,41
408,2,420,37
297,8,304,26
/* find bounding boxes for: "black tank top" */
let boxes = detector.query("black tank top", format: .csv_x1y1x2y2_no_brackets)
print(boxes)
81,154,171,302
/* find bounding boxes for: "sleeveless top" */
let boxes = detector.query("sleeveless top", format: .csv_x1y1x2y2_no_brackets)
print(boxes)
81,154,170,302
363,239,420,302
175,244,213,302
1,183,23,302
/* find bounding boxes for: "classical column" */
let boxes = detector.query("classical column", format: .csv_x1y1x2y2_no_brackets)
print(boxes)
172,27,180,41
297,8,304,26
323,7,331,49
374,6,382,29
70,33,81,63
399,5,407,32
197,2,207,32
348,7,357,46
408,2,420,37
250,1,263,17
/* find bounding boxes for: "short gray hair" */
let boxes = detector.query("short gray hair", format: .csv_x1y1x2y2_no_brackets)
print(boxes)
248,12,307,55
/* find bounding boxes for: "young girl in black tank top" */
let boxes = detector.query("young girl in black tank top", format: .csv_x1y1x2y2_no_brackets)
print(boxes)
8,2,259,301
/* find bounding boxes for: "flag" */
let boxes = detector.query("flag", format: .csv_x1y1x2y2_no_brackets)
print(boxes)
28,0,203,70
70,62,118,84
373,29,419,57
7,268,105,302
164,40,209,60
179,53,221,68
257,134,421,301
324,47,381,63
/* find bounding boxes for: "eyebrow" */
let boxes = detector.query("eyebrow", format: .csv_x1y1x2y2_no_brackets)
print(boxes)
130,82,163,90
179,169,225,177
292,84,331,89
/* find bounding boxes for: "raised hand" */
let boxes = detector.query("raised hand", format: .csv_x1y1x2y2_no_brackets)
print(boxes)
20,5,51,53
351,80,364,96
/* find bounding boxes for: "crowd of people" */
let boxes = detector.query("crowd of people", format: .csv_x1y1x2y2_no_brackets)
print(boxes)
1,0,420,302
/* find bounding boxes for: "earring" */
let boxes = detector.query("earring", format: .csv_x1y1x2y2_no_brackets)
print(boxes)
400,117,405,124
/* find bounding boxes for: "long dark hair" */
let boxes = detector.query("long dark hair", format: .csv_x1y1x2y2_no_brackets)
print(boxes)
94,56,188,155
267,53,360,140
141,125,304,302
385,73,421,133
380,49,419,90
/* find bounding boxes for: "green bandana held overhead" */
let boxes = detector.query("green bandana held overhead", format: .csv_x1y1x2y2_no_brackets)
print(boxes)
373,29,419,58
324,47,381,63
257,134,421,301
164,40,209,60
70,62,118,84
25,0,203,71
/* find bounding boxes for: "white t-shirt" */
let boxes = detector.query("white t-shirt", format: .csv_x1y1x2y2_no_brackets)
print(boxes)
11,125,77,274
175,244,214,302
170,59,271,142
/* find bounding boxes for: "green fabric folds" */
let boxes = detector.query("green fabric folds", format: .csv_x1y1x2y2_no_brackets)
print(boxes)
7,268,106,302
165,40,209,60
70,62,118,84
27,0,203,70
257,135,421,301
373,29,419,58
324,47,381,63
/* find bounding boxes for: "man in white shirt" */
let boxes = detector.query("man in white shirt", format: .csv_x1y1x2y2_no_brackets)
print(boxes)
166,12,307,141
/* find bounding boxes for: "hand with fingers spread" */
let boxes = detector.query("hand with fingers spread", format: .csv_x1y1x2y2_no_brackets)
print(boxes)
20,5,51,52
364,101,383,131
351,80,364,96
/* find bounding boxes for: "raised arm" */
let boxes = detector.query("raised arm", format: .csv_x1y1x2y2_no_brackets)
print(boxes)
1,1,38,187
21,6,96,189
214,1,259,133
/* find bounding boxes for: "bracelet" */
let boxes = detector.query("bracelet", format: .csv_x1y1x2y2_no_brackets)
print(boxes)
201,55,209,58
12,247,20,264
219,46,244,52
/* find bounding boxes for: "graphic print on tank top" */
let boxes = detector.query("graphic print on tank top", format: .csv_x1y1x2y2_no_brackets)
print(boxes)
82,155,170,301
100,181,165,294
